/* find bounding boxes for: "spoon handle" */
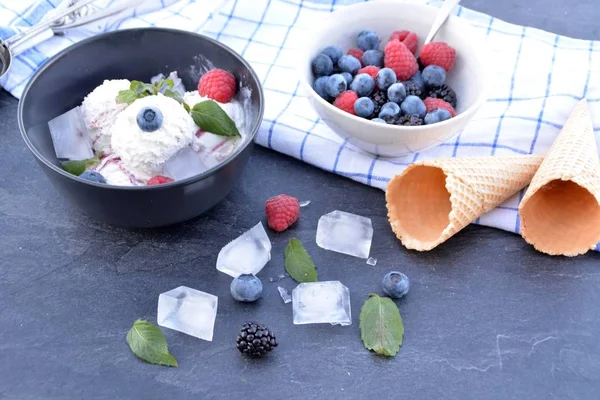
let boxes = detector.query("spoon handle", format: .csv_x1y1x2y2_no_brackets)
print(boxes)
424,0,461,45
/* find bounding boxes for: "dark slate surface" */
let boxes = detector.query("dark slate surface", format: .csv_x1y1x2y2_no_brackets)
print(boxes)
1,1,600,399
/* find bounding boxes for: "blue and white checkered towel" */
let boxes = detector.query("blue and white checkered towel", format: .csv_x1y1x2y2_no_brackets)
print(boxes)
3,0,600,250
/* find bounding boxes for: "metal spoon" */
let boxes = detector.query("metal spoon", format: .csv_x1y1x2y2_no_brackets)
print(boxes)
424,0,462,45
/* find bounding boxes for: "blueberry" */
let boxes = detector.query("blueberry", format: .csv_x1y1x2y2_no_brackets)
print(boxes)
136,106,163,132
378,102,400,119
354,97,375,118
311,53,334,77
376,68,396,90
424,108,452,124
371,118,387,123
400,95,426,118
362,49,384,67
341,72,354,86
313,76,330,100
408,70,425,91
79,171,106,184
322,45,344,64
350,73,375,97
230,274,263,302
387,82,407,104
338,55,361,75
382,271,410,299
325,74,347,98
357,30,380,51
422,65,446,87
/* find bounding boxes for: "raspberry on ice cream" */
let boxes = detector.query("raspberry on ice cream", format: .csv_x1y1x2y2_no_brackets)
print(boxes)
198,69,237,103
81,79,130,153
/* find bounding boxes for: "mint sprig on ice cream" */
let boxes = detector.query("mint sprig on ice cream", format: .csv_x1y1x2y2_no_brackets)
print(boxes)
116,79,241,138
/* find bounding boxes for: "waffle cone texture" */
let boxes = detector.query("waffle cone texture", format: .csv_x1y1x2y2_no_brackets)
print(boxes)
519,99,600,256
386,155,544,251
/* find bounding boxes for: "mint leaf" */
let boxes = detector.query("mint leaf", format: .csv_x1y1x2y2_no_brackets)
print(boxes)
126,320,178,367
131,80,154,95
61,153,101,176
190,100,241,137
116,89,139,105
164,89,190,112
284,238,317,283
359,294,404,357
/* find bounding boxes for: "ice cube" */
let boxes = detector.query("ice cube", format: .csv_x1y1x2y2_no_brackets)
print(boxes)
299,200,311,207
316,210,373,259
48,106,93,160
366,257,377,266
277,286,292,304
216,222,271,277
163,146,207,181
157,286,218,341
151,71,186,96
292,281,351,326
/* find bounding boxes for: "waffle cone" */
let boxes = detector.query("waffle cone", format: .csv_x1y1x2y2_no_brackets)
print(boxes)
519,99,600,256
386,155,544,251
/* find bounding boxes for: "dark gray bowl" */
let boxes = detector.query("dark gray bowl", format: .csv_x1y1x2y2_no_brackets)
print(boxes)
18,28,264,228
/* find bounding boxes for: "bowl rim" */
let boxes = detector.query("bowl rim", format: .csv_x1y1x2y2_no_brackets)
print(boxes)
297,0,488,134
18,27,265,191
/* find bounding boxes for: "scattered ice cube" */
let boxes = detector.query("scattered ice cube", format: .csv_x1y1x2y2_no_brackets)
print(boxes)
163,146,207,181
316,210,373,259
157,286,218,341
366,257,378,266
216,222,271,277
292,281,351,326
277,286,292,304
299,200,311,207
48,106,93,160
269,273,287,283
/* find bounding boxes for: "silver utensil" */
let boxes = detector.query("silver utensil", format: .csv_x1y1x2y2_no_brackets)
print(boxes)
424,0,461,45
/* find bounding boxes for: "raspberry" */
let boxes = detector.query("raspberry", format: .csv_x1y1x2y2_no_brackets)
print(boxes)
389,30,418,54
333,90,358,115
147,175,174,185
347,48,364,66
357,66,380,79
198,69,236,103
424,97,456,117
384,40,418,81
419,42,456,71
265,194,300,232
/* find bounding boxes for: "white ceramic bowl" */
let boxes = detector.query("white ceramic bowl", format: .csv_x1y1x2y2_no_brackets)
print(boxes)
298,0,487,157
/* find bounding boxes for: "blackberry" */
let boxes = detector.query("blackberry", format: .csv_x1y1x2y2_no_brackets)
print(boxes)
381,115,400,124
396,114,424,126
404,81,424,99
236,322,278,357
369,90,388,117
427,84,457,108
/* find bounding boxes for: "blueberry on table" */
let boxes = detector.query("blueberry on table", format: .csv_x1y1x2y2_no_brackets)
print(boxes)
400,95,426,118
382,271,410,299
376,67,396,91
350,73,375,97
322,45,344,64
313,76,331,100
424,108,452,124
387,82,407,104
354,97,375,118
422,65,446,87
311,53,334,77
325,74,348,98
337,54,362,75
357,30,380,51
230,274,263,302
79,171,107,184
362,49,384,67
137,106,163,132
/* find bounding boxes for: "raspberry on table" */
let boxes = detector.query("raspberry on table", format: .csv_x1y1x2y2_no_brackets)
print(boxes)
198,69,236,103
427,84,457,108
333,90,358,115
265,194,300,232
384,40,418,81
419,42,456,71
147,175,174,185
347,48,364,66
424,97,456,117
357,66,380,79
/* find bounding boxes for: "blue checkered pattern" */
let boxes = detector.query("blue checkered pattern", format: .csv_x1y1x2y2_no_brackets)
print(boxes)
3,0,600,251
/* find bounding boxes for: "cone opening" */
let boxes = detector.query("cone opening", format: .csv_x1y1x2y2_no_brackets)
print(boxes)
520,179,600,255
389,166,451,244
